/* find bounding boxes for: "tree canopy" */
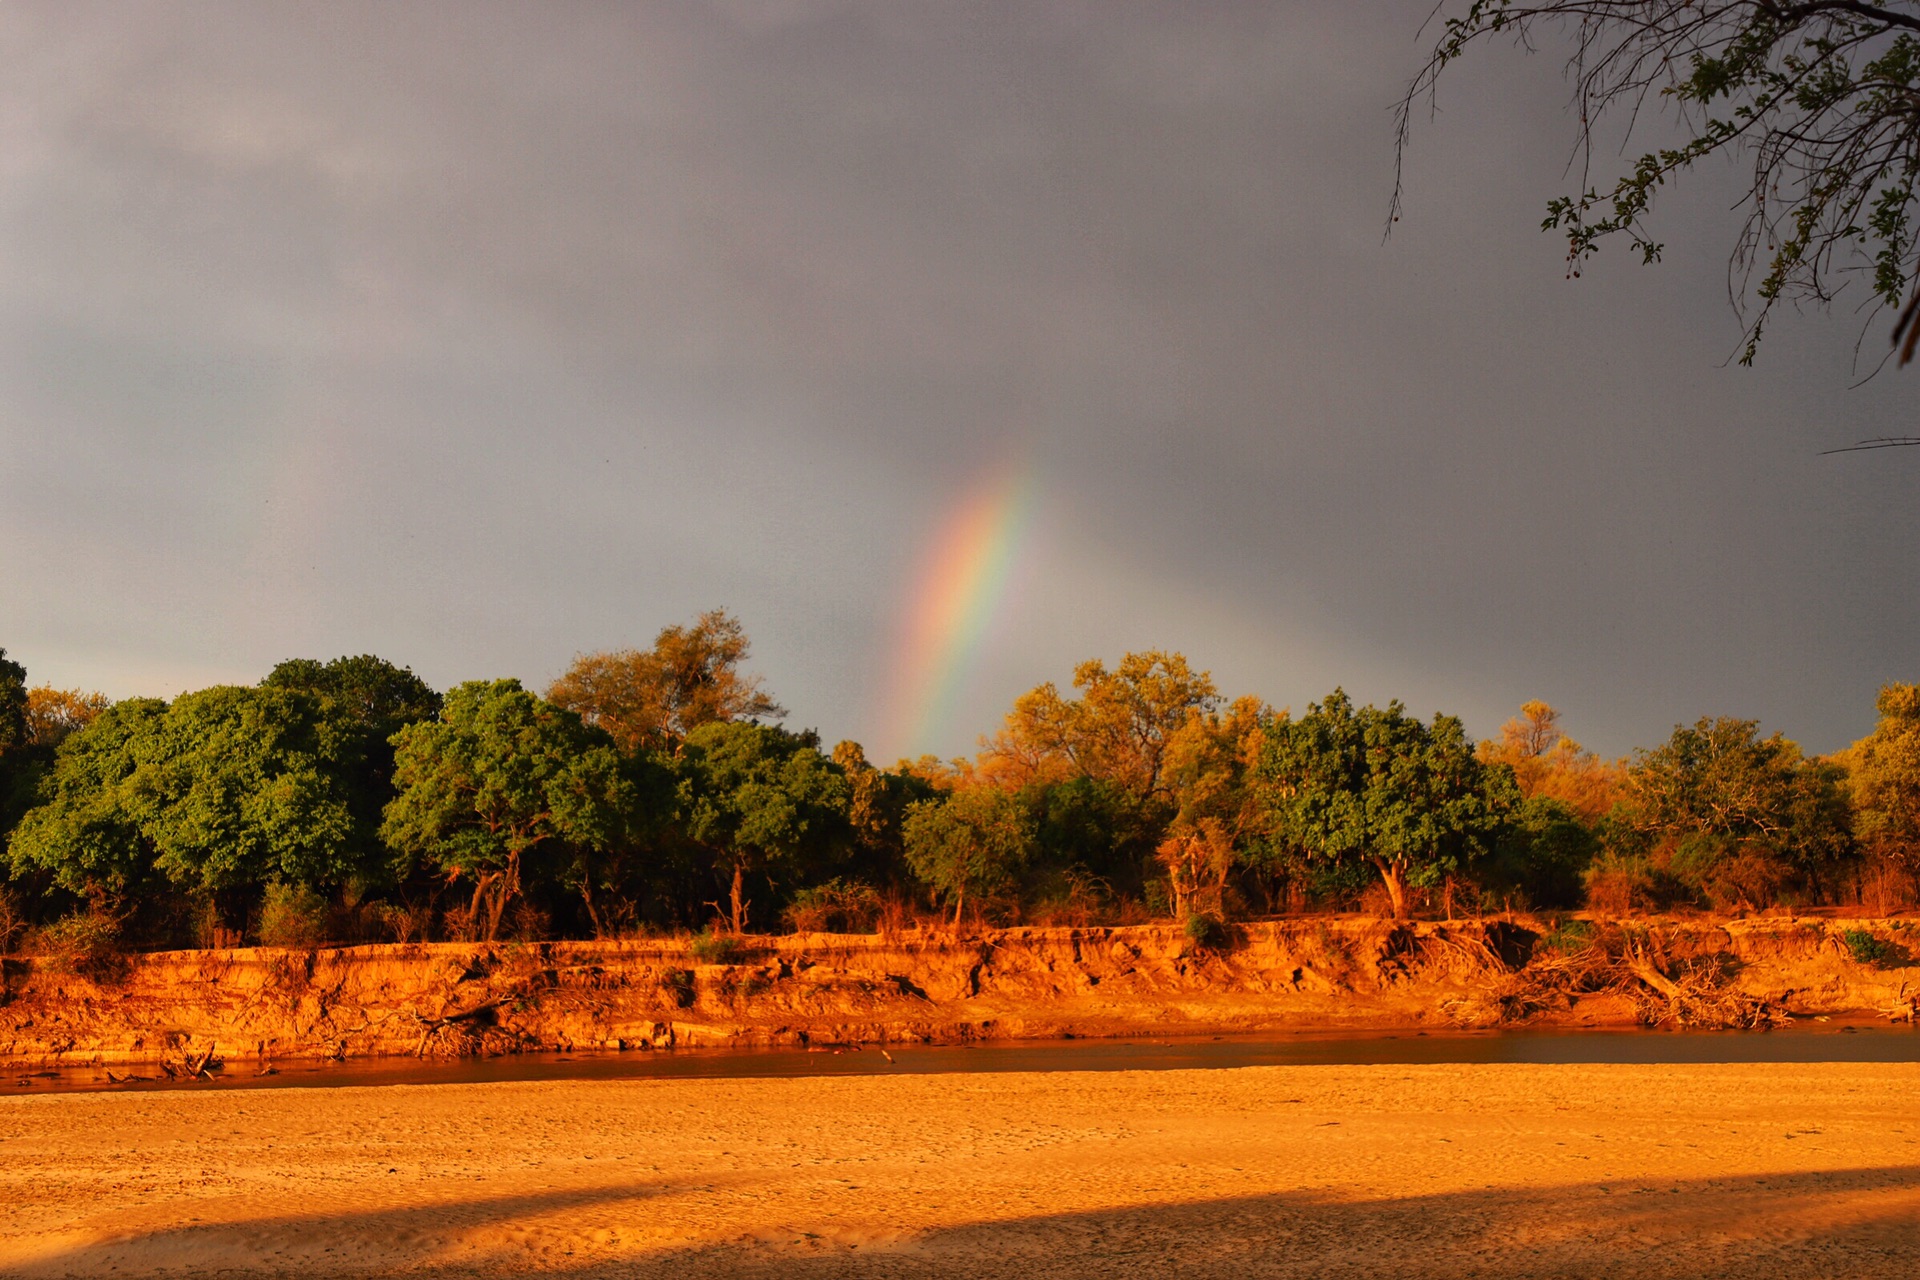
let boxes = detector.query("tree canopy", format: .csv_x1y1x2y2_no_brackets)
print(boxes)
903,786,1038,924
1847,682,1920,859
548,609,784,755
673,720,851,933
1258,689,1518,917
383,679,632,940
9,687,362,904
0,649,27,755
2,635,1916,944
1399,1,1920,367
976,650,1219,801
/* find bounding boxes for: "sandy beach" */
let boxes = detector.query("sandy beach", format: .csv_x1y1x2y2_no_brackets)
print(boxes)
1,1062,1916,1277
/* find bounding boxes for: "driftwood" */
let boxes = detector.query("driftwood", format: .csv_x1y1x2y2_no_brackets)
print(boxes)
1460,926,1779,1031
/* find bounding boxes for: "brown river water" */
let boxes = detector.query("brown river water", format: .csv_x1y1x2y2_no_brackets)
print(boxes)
8,1023,1919,1097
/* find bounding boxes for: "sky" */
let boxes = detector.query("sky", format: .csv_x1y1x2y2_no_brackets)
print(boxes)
0,1,1915,763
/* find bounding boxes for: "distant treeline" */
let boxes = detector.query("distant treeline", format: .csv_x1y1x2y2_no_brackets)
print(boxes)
1,612,1916,955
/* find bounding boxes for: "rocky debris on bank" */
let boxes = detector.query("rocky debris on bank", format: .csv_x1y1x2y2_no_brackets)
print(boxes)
1,916,1917,1068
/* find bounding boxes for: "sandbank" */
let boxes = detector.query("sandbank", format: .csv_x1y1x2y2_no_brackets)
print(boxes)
2,1061,1917,1277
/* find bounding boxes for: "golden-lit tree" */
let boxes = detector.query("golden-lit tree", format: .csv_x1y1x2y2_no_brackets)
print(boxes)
975,650,1220,801
548,609,784,755
23,687,112,749
1156,695,1274,916
1477,700,1621,823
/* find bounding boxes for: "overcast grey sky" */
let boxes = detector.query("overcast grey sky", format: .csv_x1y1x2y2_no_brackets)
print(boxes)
0,1,1914,762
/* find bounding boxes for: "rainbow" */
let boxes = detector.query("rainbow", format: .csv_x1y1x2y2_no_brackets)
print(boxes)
886,458,1037,760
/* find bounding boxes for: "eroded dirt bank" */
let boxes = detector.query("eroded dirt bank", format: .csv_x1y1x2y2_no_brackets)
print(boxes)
3,916,1918,1068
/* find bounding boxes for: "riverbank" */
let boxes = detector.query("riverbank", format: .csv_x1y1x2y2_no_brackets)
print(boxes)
4,916,1917,1069
3,1062,1917,1277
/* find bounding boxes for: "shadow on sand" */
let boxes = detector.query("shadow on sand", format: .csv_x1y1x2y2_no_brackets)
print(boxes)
12,1164,1920,1278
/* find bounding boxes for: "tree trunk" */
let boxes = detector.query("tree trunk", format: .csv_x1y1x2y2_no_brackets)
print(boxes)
729,861,746,935
952,883,965,928
481,852,523,942
578,872,604,940
1373,858,1409,919
467,874,494,941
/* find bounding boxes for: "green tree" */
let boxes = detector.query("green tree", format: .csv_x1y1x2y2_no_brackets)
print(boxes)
262,655,442,737
0,649,34,841
1623,716,1852,906
1848,683,1920,860
7,698,168,901
9,687,362,906
263,655,442,874
0,648,26,753
832,739,935,889
383,679,631,940
902,786,1038,924
674,720,850,934
548,609,785,755
1258,689,1518,918
1398,2,1920,369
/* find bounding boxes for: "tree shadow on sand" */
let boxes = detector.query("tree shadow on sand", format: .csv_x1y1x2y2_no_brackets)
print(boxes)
14,1164,1920,1279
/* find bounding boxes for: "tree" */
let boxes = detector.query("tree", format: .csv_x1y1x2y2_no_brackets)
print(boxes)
9,687,362,906
1477,700,1621,822
1622,715,1852,906
7,698,169,901
977,651,1220,802
262,655,442,738
832,739,936,889
1398,2,1920,368
548,609,784,755
1157,695,1274,917
0,650,35,839
673,720,850,933
23,687,113,749
383,680,631,940
263,655,442,872
1847,682,1920,859
1258,689,1518,918
0,649,26,753
902,786,1037,924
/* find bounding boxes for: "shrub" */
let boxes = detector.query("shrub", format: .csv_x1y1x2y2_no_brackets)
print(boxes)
1839,928,1907,968
1536,918,1596,958
688,928,746,964
1183,912,1226,951
370,901,432,944
257,881,329,948
783,878,883,933
34,909,125,981
659,967,696,1007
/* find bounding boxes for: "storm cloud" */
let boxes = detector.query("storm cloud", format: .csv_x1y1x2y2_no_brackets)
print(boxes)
0,1,1913,761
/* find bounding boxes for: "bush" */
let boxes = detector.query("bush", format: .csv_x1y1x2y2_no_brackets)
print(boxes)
34,909,125,981
1183,911,1226,951
1839,928,1908,968
783,878,883,933
257,881,329,948
1671,837,1794,912
370,901,432,944
688,928,746,964
1536,918,1596,958
659,966,696,1007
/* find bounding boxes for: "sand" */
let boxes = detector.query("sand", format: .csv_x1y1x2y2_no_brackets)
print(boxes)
1,1063,1916,1278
